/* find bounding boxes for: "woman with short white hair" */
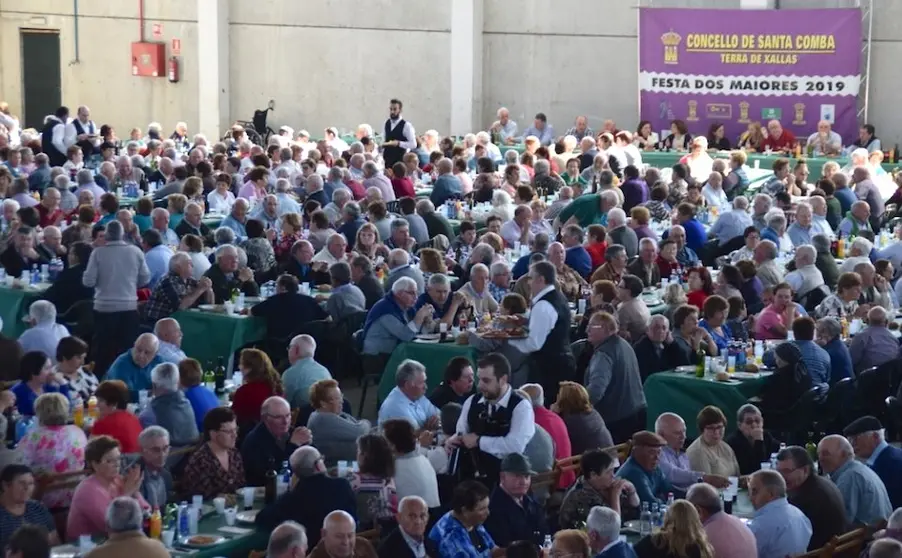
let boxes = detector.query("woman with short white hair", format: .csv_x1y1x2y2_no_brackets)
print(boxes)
457,263,499,317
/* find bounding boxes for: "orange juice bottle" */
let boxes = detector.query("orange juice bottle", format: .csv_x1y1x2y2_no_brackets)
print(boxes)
87,396,98,419
149,507,162,539
73,398,84,428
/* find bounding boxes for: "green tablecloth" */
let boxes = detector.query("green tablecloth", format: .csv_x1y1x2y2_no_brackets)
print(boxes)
0,285,45,338
378,342,478,403
641,151,897,182
180,507,268,558
644,371,768,438
173,310,267,366
202,216,223,229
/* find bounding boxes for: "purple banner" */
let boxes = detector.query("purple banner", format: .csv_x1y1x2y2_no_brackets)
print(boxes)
639,8,862,145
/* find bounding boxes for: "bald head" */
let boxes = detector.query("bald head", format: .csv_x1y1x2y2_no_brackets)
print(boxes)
267,521,308,558
870,539,902,558
817,434,854,473
654,412,686,451
868,306,888,327
262,396,290,416
152,318,181,345
322,509,357,558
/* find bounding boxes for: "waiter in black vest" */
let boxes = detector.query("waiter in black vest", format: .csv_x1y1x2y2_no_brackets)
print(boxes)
382,99,416,169
509,260,576,403
448,352,535,485
65,105,101,159
41,106,69,167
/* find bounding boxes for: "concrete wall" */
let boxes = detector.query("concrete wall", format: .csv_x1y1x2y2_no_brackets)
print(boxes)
1,0,900,145
0,0,198,135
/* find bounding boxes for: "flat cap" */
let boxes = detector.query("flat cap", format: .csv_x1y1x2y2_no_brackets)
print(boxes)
631,430,666,448
843,416,883,437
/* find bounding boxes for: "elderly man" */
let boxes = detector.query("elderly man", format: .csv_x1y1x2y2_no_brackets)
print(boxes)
806,120,843,157
762,119,798,153
838,199,874,240
849,306,900,373
819,434,892,526
144,251,212,323
500,205,535,249
308,510,377,558
615,431,672,505
784,202,813,248
83,497,169,558
376,496,436,558
508,261,576,403
256,447,357,548
522,383,574,489
722,403,781,475
312,232,348,266
134,426,173,508
250,273,327,342
107,332,163,398
152,317,187,364
483,454,549,548
852,167,885,231
523,113,554,146
18,300,69,361
857,261,895,310
325,261,365,321
557,189,618,229
362,161,394,202
378,359,440,429
203,244,259,303
606,208,639,259
626,238,660,288
304,174,329,208
773,445,848,550
616,275,650,343
0,226,46,278
844,416,902,510
557,227,590,280
415,198,455,241
489,107,518,144
385,248,425,294
566,115,594,142
808,195,834,238
632,316,682,380
174,201,214,246
84,220,151,375
281,239,330,285
590,243,628,284
274,178,302,216
36,188,63,228
654,412,729,491
838,237,874,275
430,158,462,207
323,187,350,226
784,244,825,303
686,483,757,558
585,506,634,558
361,277,432,374
668,224,701,268
141,229,173,289
138,363,198,446
220,197,250,240
747,469,812,557
533,159,565,195
267,521,308,558
708,195,753,247
282,334,331,409
241,396,312,485
416,273,468,327
148,207,178,246
751,239,783,289
351,256,384,309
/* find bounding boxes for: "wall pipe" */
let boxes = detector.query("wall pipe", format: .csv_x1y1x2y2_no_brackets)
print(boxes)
72,0,80,63
138,0,145,41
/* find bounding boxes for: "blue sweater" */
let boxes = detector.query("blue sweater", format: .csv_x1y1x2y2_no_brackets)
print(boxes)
565,246,592,278
872,443,902,510
682,218,707,253
823,337,853,385
616,456,672,506
106,352,164,401
184,385,221,432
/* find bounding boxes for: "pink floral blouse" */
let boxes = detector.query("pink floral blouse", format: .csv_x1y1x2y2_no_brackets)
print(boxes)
19,425,87,509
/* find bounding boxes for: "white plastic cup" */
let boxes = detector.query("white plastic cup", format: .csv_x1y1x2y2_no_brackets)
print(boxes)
192,494,203,509
241,487,255,509
760,462,771,470
162,529,175,548
138,390,149,407
213,497,226,514
78,535,94,553
224,508,237,526
578,299,587,314
187,506,199,535
728,476,739,493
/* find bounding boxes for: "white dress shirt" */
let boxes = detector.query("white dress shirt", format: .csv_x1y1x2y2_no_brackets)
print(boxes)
0,113,21,147
499,220,534,248
456,385,535,459
50,118,67,155
510,285,557,354
64,118,100,149
387,117,417,151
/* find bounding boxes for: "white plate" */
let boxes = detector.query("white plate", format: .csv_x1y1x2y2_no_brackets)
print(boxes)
181,535,226,548
731,372,760,380
197,304,220,311
417,333,441,341
236,510,258,524
676,365,697,373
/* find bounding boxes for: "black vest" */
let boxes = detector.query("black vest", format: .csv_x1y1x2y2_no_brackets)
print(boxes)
71,119,96,157
455,389,524,484
383,118,407,168
41,120,67,167
531,288,577,394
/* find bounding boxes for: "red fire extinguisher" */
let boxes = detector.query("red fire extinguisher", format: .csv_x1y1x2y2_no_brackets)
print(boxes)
168,57,179,83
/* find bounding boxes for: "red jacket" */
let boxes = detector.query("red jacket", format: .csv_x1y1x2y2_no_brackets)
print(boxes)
91,410,142,453
534,406,575,489
231,380,279,426
586,242,607,270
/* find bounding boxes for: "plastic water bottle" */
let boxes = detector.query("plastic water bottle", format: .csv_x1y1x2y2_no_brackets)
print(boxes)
30,265,39,285
543,535,552,553
177,502,189,538
639,502,652,536
651,502,661,528
49,258,64,282
13,412,30,443
278,460,291,496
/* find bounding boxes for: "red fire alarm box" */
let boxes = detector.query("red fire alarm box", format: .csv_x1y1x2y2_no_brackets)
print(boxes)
131,42,166,77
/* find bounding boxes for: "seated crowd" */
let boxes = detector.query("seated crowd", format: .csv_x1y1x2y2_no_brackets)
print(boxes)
0,104,901,558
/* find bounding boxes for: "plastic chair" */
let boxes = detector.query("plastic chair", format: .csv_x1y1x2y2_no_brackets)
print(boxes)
812,377,855,434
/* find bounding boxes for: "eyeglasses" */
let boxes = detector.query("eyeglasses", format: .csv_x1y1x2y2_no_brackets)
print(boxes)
704,424,725,432
265,413,291,421
217,428,239,436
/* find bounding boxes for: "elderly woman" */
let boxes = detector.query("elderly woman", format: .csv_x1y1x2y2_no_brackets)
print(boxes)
634,500,715,558
166,193,188,231
680,136,715,181
307,210,335,253
685,406,740,476
181,406,245,500
672,304,718,364
488,189,515,223
815,317,853,385
90,380,143,454
724,403,781,476
552,381,613,456
815,272,864,319
51,336,96,403
458,263,499,317
351,434,398,530
760,210,792,254
273,213,303,262
12,352,70,417
529,199,554,237
67,436,149,540
561,158,588,188
238,218,276,279
307,379,371,465
0,465,59,549
548,242,588,303
714,264,743,302
559,449,639,529
629,206,657,243
232,349,283,427
698,295,733,353
18,393,87,509
616,274,651,343
381,418,440,509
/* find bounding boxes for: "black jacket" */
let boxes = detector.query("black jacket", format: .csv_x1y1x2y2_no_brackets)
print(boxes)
0,246,46,279
279,259,331,286
633,336,685,382
239,422,300,488
42,264,94,314
202,263,259,304
377,527,439,558
355,273,385,310
725,429,781,476
255,473,357,548
174,219,215,246
428,382,470,410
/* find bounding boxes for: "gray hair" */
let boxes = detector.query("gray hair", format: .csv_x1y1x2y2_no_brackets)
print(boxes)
851,236,874,255
415,199,436,216
854,261,876,276
138,425,170,448
428,273,451,289
605,244,626,261
758,239,777,260
2,199,20,212
750,469,787,499
391,218,410,233
290,334,316,359
869,539,902,558
168,251,191,273
816,316,843,340
686,483,723,515
362,161,379,177
794,245,816,266
736,403,762,424
104,220,124,241
639,237,657,252
795,202,812,217
586,506,621,542
765,210,786,229
289,446,323,477
812,233,831,254
470,263,489,278
520,383,544,407
215,243,238,261
490,261,510,276
733,196,749,210
888,508,902,531
534,159,550,175
76,168,95,185
649,315,669,330
268,521,308,558
753,193,773,213
306,174,324,191
391,275,417,294
607,208,626,227
28,300,56,324
106,497,144,533
53,175,70,190
332,188,351,204
600,190,619,206
395,359,426,388
150,362,179,393
388,248,410,268
343,201,361,219
504,150,519,165
214,226,236,245
275,178,291,193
